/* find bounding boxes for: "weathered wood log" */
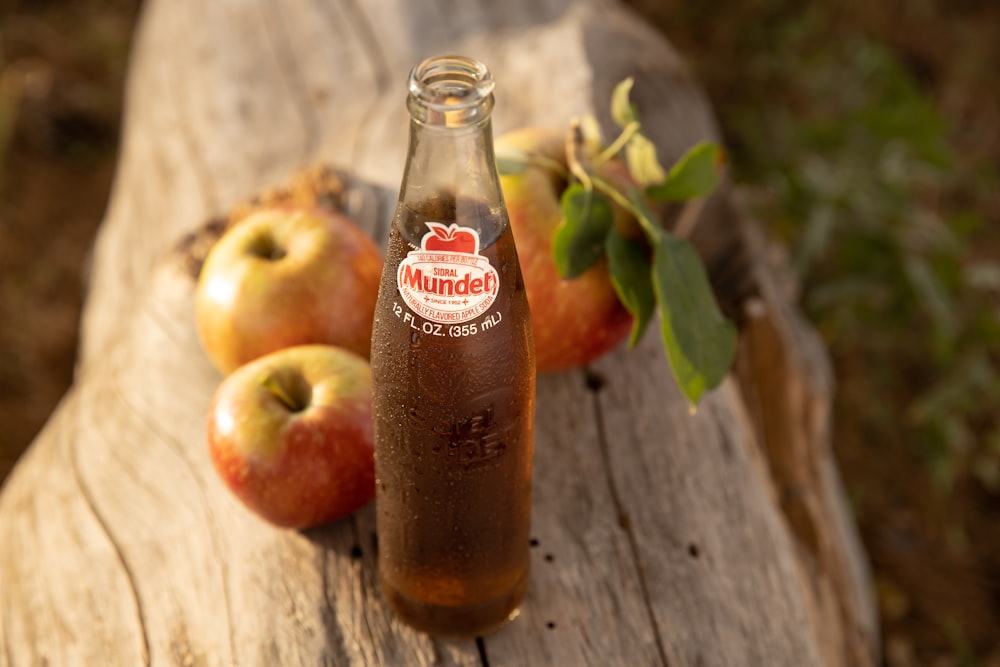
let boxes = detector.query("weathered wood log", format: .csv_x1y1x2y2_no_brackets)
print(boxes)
0,1,880,665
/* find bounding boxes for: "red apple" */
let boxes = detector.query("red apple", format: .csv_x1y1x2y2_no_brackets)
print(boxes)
195,207,383,375
498,127,634,372
206,344,375,529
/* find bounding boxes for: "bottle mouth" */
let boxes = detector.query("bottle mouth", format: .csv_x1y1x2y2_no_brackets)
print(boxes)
408,55,495,126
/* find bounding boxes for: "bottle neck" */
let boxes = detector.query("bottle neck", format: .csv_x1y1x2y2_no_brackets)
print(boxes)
396,56,506,239
399,116,502,205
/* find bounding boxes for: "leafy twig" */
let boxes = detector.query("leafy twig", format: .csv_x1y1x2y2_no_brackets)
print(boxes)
499,78,735,406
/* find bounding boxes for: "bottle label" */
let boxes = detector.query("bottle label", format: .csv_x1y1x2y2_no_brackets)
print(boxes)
396,222,500,324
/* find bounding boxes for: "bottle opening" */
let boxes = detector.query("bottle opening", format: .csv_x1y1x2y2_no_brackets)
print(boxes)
408,55,495,127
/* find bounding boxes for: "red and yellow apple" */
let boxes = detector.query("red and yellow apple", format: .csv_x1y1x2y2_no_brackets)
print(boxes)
497,127,634,372
195,207,382,375
206,344,375,529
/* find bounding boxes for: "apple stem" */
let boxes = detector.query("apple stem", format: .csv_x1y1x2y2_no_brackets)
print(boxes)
250,233,288,261
566,119,594,193
260,373,302,412
596,120,640,166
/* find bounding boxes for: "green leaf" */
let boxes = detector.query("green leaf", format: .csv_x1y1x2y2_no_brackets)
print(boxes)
606,228,655,348
611,77,637,128
648,142,724,202
552,184,615,279
496,145,531,175
625,132,668,188
651,233,737,405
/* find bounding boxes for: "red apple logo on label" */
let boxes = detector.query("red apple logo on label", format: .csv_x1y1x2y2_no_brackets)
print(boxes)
422,222,479,254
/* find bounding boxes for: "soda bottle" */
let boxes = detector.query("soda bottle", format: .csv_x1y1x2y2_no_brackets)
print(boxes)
370,55,536,637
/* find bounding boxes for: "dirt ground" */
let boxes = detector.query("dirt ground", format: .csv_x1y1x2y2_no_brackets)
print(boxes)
1,1,998,665
0,0,136,479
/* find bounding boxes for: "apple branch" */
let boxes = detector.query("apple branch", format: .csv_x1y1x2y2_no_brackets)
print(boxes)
550,78,733,406
590,175,663,242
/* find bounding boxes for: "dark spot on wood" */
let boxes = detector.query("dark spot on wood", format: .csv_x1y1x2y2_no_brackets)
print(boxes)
544,553,554,563
688,543,700,558
529,538,539,547
583,369,605,392
546,621,556,630
618,512,631,531
350,544,362,559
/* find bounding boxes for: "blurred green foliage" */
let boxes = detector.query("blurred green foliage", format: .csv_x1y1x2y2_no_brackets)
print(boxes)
666,5,1000,496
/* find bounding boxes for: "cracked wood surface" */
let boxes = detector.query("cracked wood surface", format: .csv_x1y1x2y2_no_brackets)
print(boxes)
0,0,879,665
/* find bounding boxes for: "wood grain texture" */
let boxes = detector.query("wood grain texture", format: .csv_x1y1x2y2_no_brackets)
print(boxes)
0,0,879,665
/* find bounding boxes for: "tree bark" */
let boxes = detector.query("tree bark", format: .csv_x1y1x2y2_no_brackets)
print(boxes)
0,1,879,665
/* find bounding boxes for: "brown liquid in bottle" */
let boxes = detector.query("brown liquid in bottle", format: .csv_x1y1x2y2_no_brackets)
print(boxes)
371,193,535,637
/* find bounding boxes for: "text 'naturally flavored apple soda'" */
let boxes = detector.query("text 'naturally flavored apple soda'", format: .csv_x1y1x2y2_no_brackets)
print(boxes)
370,55,535,637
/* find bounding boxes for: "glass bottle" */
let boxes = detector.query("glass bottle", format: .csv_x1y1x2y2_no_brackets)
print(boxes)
370,55,535,637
